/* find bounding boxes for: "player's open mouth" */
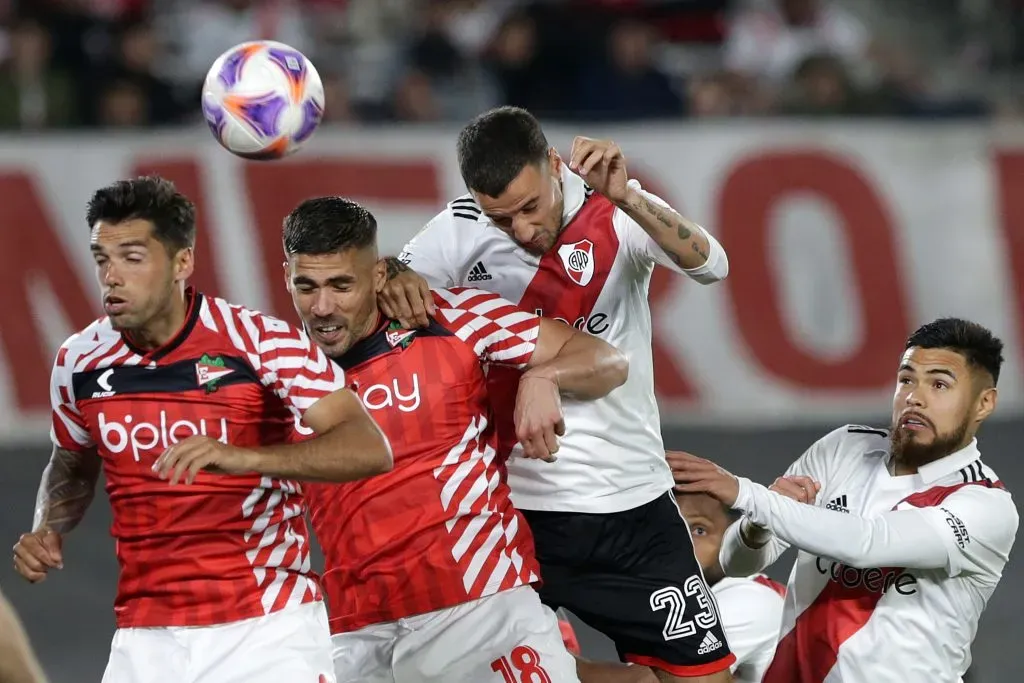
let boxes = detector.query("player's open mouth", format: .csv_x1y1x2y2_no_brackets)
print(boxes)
899,413,931,432
104,296,129,315
313,324,344,343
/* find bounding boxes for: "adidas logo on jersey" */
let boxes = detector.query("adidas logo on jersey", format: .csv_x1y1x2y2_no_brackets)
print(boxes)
697,631,723,655
467,262,492,282
826,495,850,513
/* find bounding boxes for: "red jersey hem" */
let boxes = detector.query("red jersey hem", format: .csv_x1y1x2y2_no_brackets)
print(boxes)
624,653,736,676
114,596,322,629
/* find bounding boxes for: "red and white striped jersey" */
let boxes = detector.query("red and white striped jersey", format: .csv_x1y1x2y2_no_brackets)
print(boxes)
720,426,1019,683
49,288,347,628
306,287,542,632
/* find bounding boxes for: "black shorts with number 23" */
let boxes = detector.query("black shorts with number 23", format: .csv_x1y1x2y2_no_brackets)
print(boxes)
521,492,736,677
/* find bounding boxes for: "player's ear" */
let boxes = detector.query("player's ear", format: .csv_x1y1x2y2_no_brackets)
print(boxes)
173,247,194,283
373,258,387,293
975,386,997,423
549,147,561,175
282,260,293,293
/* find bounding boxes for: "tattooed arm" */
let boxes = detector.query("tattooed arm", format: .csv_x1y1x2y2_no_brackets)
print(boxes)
617,188,713,270
33,446,101,534
383,256,411,280
13,446,100,583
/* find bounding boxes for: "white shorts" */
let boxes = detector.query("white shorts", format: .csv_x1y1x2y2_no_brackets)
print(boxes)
102,601,336,683
331,585,580,683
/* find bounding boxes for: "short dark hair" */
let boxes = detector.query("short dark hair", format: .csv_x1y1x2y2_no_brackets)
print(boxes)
456,106,549,197
282,196,377,256
86,176,196,253
905,318,1005,386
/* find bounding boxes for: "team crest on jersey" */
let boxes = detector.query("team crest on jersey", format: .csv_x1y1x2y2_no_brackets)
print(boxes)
385,321,416,349
557,239,595,287
195,354,234,392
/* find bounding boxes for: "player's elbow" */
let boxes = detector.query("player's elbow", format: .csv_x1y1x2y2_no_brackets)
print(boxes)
367,429,394,475
602,348,630,392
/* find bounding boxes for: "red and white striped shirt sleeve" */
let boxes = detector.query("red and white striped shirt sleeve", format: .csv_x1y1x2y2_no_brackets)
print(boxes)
49,339,94,451
206,299,347,418
432,288,540,368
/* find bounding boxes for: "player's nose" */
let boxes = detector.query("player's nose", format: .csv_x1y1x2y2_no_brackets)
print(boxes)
310,290,334,317
101,263,123,287
512,216,536,244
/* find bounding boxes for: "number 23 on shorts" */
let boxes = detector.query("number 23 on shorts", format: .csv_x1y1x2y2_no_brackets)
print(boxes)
491,645,552,683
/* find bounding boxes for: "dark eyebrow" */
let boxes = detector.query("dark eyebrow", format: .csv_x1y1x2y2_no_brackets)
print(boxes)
898,363,956,380
90,240,148,252
292,274,355,287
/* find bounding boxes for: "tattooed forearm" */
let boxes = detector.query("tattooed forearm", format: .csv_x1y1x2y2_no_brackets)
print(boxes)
621,190,710,269
33,447,101,534
383,256,411,281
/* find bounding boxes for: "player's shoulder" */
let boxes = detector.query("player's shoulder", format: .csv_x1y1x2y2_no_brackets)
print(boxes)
431,287,525,323
419,195,484,238
813,423,891,460
198,293,304,340
55,317,119,366
714,576,785,605
431,286,505,309
712,577,785,628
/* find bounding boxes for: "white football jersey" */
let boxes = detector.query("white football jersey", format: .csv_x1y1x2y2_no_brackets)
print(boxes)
398,165,728,513
714,576,785,683
720,425,1019,683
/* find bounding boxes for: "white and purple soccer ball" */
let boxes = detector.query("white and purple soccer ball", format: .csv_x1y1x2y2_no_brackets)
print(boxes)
201,41,325,160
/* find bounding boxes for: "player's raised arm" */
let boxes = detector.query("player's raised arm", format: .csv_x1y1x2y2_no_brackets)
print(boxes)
432,287,627,461
569,136,729,282
705,431,838,577
378,210,460,328
733,477,1018,574
523,315,629,400
14,345,103,584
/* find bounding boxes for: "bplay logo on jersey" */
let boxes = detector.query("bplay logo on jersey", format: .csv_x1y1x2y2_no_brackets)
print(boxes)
99,411,228,462
557,239,595,286
359,373,421,413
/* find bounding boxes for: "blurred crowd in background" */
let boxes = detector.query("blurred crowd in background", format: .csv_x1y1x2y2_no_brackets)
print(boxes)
3,0,1024,130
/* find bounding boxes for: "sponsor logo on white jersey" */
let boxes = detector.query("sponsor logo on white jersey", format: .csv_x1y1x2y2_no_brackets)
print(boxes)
557,239,595,286
359,373,421,413
815,558,918,595
99,411,229,462
533,308,610,336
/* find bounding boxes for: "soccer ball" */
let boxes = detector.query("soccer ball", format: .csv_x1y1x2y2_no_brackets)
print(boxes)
201,41,324,160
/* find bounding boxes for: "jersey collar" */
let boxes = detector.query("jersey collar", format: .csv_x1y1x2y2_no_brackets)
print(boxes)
916,438,981,484
560,164,587,226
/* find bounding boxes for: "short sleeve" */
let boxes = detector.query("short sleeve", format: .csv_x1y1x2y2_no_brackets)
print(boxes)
431,287,540,368
398,210,459,288
912,486,1019,578
49,341,94,452
207,298,347,419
